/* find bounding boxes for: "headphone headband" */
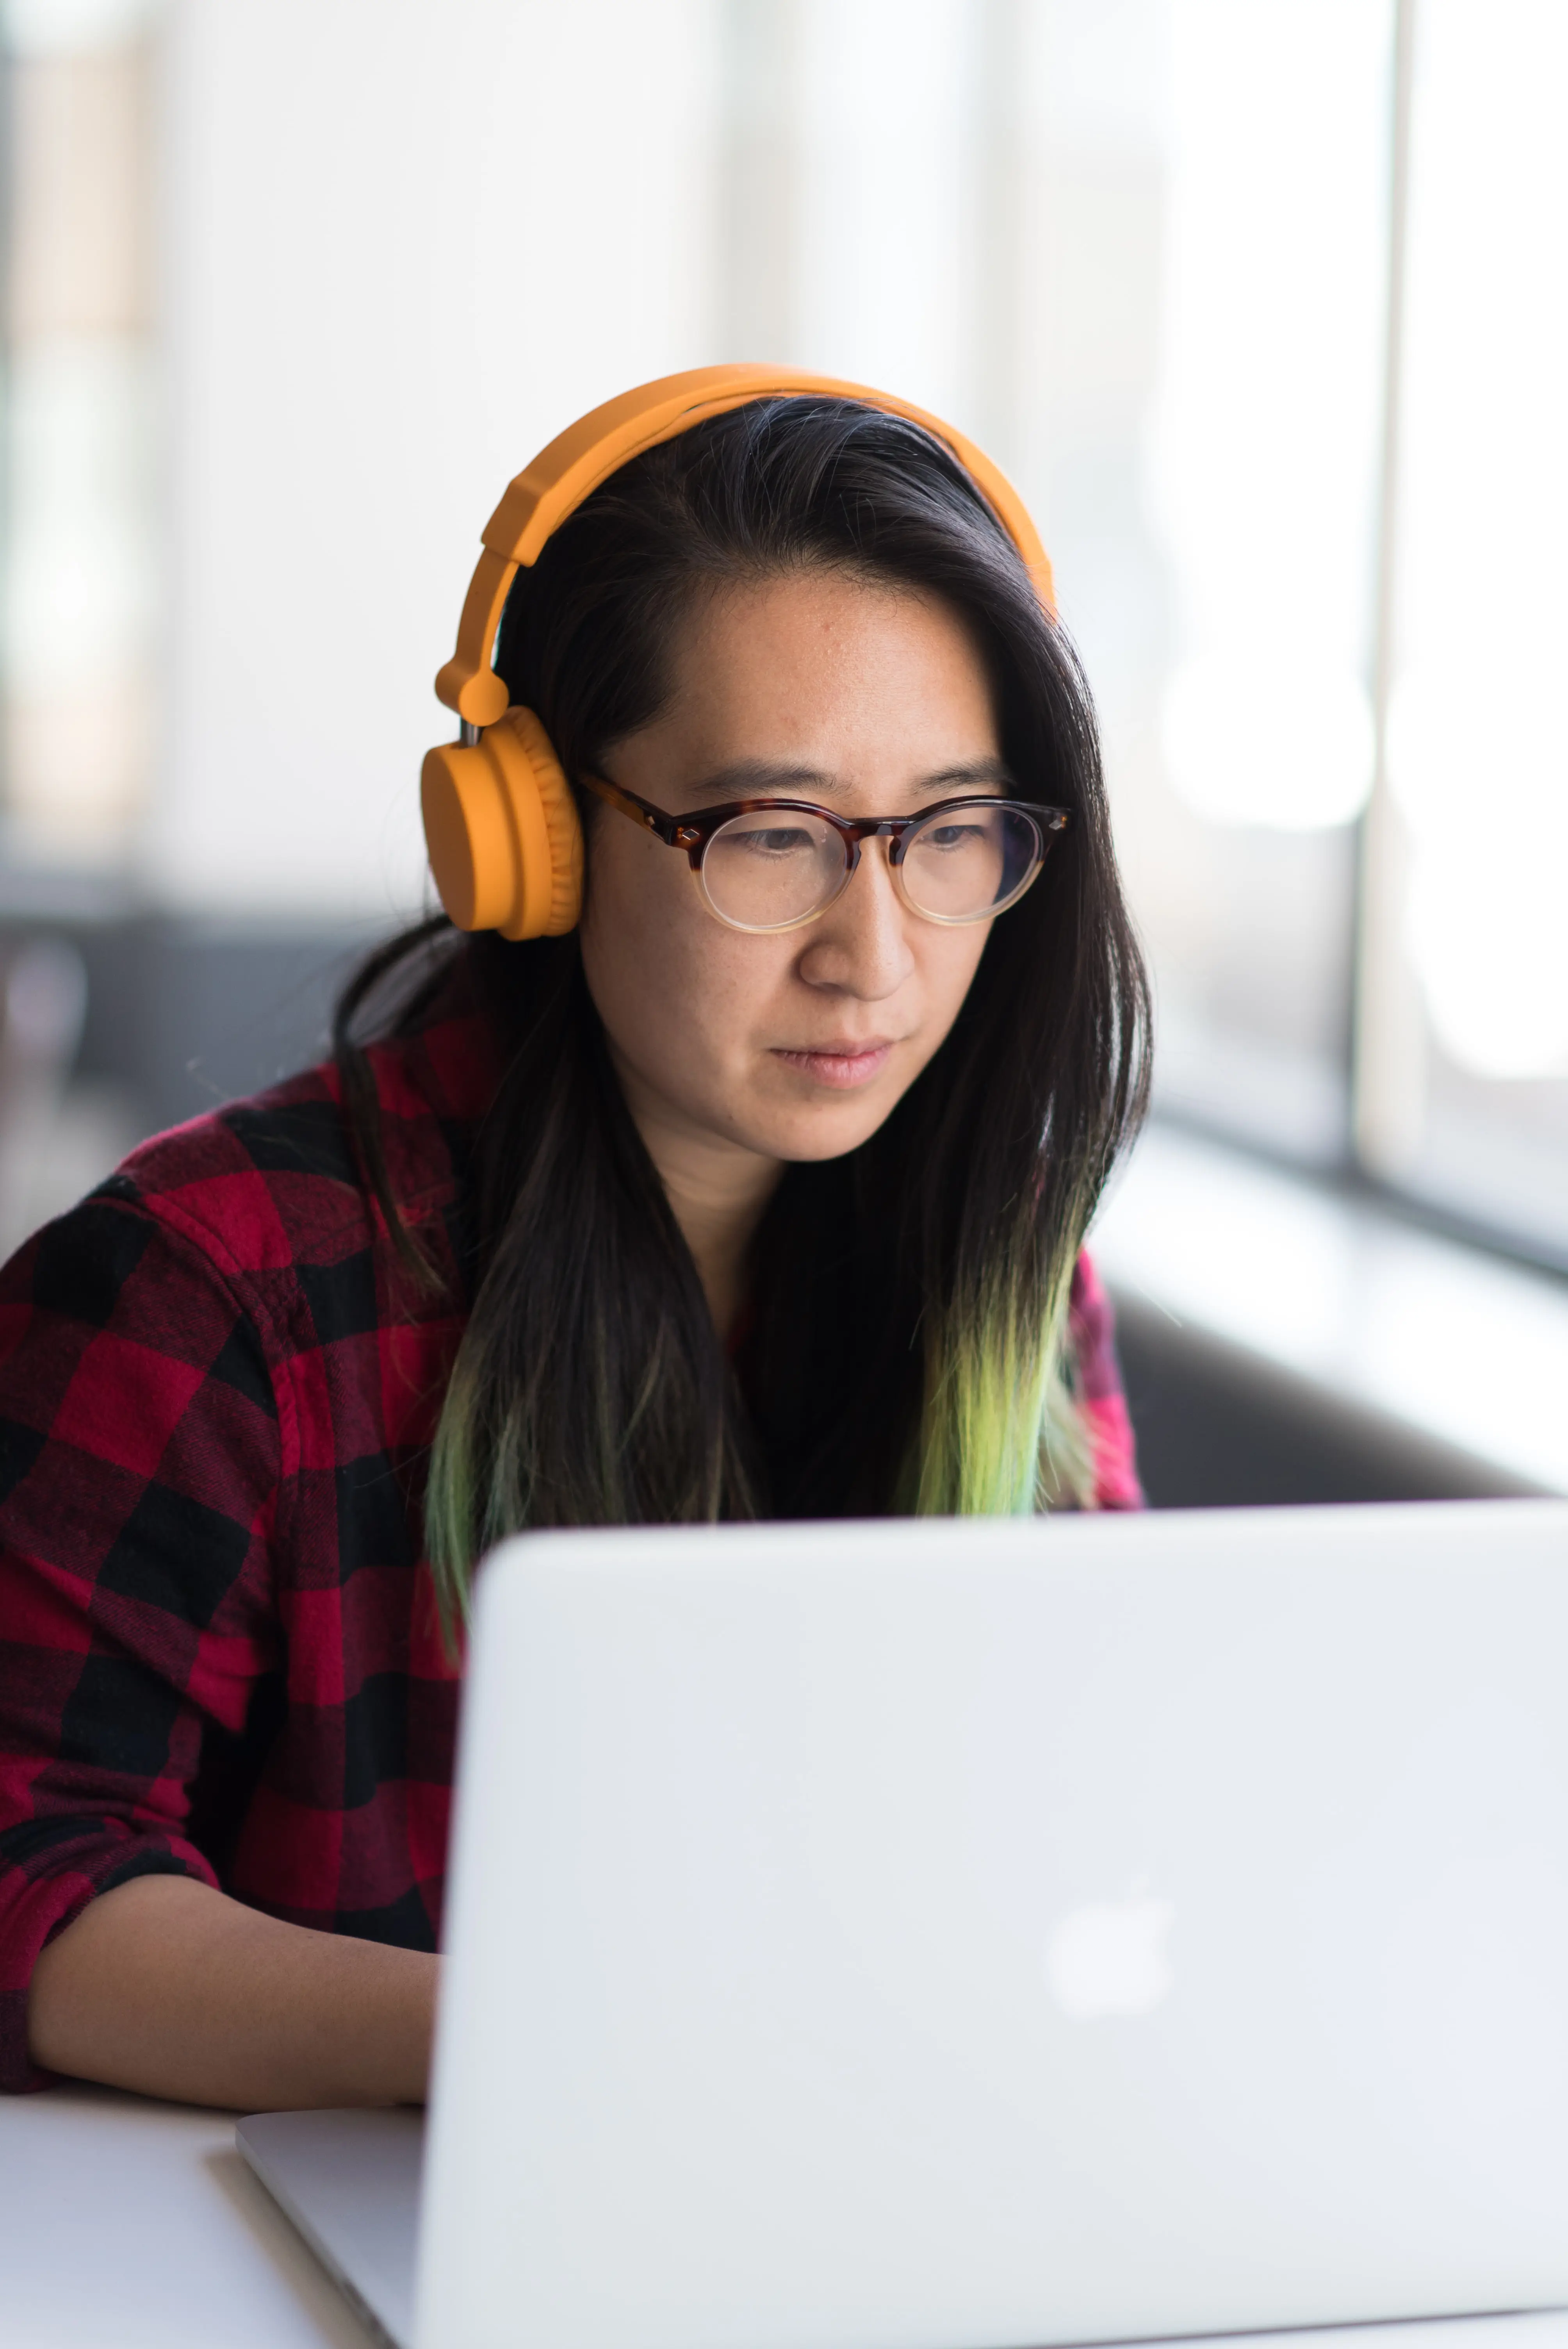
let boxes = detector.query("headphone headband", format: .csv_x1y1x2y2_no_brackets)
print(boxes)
434,365,1054,726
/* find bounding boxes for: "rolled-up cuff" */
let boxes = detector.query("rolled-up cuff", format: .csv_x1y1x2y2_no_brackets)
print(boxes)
0,1825,218,2092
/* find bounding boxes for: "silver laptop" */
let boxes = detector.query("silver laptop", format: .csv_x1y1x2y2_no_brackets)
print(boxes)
239,1499,1568,2349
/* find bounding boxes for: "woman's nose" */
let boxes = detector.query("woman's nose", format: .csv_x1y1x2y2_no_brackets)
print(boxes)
795,841,916,999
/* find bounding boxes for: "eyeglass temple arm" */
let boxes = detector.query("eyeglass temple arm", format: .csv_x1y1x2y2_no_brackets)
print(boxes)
578,771,688,846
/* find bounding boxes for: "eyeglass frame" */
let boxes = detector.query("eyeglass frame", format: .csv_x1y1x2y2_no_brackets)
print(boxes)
578,770,1070,932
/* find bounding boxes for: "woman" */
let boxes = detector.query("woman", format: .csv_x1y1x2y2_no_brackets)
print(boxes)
0,374,1149,2110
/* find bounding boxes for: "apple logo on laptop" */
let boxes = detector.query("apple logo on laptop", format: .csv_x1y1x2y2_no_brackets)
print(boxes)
1045,1886,1174,2019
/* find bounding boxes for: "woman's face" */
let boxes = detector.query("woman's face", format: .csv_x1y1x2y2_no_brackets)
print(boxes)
578,569,1007,1171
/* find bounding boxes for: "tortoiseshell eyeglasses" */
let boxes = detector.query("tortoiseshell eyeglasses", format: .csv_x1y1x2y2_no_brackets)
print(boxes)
580,773,1068,936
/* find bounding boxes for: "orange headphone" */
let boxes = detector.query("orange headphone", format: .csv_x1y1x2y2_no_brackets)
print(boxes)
421,365,1054,942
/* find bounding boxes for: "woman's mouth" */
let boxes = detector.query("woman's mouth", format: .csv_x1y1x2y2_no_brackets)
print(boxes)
770,1041,895,1089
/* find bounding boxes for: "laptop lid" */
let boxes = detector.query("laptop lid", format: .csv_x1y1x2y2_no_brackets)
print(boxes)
415,1499,1568,2349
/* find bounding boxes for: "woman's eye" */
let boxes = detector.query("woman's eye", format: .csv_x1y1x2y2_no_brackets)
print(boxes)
739,826,815,856
924,822,987,850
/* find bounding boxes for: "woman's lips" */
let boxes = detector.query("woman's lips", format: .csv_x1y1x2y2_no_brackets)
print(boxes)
770,1041,895,1089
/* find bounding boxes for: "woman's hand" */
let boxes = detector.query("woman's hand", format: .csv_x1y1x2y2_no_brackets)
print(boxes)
28,1873,438,2111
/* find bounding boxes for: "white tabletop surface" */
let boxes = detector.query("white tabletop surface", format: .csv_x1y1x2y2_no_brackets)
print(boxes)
0,2080,375,2348
5,2078,1568,2349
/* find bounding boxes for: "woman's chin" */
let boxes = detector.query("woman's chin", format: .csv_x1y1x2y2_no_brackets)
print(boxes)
741,1085,909,1165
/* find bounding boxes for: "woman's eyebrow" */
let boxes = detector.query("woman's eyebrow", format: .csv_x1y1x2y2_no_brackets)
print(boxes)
684,754,1016,802
920,757,1015,793
686,760,836,800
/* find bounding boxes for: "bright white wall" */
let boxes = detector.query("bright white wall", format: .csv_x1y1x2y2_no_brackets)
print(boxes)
150,0,721,920
791,0,982,423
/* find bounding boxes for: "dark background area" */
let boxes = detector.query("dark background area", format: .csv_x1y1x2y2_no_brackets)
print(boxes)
7,903,365,1134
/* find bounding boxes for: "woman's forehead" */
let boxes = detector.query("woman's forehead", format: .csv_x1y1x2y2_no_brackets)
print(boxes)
650,573,1001,769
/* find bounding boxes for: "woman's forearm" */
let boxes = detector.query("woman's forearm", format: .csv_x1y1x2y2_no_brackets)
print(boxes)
27,1873,438,2111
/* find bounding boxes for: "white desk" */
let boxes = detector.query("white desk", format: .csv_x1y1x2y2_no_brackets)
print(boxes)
0,2081,374,2347
5,2079,1568,2349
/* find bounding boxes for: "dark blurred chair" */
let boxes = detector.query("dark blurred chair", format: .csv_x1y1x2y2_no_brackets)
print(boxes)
0,937,90,1259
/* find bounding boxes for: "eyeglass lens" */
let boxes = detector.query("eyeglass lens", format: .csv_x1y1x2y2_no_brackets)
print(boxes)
698,803,1045,933
898,803,1043,924
700,811,846,931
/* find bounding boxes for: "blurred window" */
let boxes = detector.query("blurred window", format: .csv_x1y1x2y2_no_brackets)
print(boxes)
1016,0,1393,1169
1360,0,1568,1262
1,0,157,868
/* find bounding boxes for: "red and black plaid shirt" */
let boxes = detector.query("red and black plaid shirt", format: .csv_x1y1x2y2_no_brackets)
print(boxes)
0,1010,1139,2092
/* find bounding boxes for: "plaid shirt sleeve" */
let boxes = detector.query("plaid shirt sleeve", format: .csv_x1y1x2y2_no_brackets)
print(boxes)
0,1185,284,2090
1071,1249,1144,1511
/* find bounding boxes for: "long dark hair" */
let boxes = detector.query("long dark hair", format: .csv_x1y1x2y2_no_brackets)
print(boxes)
335,397,1150,1621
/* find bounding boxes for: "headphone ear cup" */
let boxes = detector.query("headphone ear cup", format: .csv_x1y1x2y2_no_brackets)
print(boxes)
502,708,583,936
421,707,584,940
